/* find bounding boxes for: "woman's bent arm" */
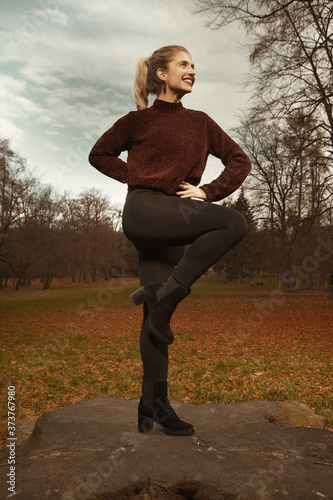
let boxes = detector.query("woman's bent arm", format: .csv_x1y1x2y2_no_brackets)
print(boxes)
88,114,133,183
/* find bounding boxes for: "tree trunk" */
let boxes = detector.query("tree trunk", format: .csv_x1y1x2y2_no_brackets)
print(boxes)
43,274,53,289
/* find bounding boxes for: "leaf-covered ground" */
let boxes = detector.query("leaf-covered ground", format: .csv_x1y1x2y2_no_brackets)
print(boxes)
1,278,332,443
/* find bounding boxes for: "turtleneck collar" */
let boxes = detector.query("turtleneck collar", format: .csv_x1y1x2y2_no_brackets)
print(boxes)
152,99,184,114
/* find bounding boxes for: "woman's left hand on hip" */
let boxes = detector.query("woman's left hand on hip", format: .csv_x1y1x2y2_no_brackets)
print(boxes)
176,182,207,200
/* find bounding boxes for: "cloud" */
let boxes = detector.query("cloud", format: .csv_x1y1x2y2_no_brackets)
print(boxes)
0,117,23,143
20,66,63,87
0,73,45,143
0,74,26,96
44,140,61,151
37,7,69,26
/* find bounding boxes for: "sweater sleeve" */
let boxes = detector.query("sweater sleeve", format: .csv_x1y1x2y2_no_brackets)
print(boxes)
199,115,251,202
88,113,134,184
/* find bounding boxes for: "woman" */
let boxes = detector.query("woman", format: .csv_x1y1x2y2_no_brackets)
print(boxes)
89,45,251,437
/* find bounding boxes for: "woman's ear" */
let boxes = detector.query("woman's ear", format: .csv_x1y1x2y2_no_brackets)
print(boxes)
156,67,166,81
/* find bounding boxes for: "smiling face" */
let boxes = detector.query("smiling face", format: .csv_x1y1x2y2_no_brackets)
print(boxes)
157,51,196,102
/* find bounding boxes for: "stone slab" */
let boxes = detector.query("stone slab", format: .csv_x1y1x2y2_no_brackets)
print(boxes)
0,398,332,499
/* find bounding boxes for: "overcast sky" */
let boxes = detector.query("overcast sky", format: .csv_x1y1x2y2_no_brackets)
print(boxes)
0,0,250,207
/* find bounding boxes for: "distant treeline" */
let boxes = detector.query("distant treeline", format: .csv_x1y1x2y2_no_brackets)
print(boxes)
1,137,332,291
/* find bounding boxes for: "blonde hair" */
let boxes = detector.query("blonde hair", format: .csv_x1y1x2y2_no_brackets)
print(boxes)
134,45,190,110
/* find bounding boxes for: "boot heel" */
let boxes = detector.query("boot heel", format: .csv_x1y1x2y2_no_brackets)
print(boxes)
138,414,153,433
130,287,147,306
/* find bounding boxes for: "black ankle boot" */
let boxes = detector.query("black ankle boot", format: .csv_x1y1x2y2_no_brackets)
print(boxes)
138,381,194,436
130,276,190,344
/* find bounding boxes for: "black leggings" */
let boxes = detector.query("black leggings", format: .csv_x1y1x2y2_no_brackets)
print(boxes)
122,188,247,383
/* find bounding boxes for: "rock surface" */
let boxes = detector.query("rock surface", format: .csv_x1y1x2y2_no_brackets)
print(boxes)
0,397,332,500
266,401,326,429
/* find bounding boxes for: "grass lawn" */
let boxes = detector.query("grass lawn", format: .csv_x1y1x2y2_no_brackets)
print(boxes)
1,276,332,441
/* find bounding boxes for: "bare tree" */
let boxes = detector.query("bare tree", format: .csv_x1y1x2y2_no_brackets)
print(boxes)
33,186,65,289
196,0,333,289
63,189,126,283
236,110,332,288
8,182,65,290
196,0,333,152
0,139,40,288
0,139,135,289
0,140,34,243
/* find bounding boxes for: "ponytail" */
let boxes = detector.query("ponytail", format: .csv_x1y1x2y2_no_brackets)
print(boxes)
134,57,149,111
134,45,190,111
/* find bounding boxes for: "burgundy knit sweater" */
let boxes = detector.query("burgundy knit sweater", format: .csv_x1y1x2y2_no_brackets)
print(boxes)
89,99,251,202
